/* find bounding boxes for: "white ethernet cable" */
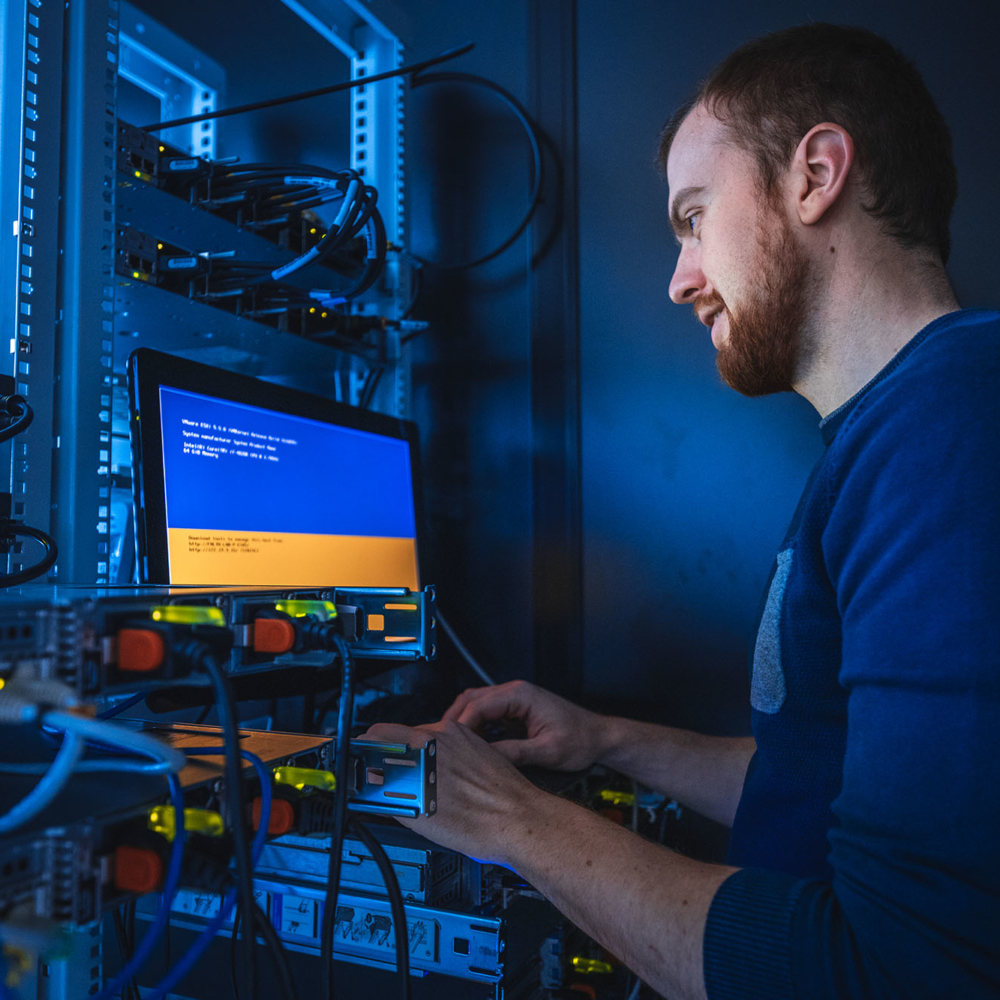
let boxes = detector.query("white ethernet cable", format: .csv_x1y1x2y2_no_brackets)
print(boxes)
0,706,186,834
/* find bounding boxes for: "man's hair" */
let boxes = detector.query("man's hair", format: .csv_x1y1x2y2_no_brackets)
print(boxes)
658,23,958,263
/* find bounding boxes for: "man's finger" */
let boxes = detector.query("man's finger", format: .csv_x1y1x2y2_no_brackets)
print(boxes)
441,686,491,723
363,722,432,746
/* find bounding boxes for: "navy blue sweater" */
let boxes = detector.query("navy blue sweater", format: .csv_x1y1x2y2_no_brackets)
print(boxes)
703,310,1000,998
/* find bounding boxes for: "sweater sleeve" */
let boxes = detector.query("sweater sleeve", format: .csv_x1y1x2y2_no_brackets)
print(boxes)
703,340,1000,999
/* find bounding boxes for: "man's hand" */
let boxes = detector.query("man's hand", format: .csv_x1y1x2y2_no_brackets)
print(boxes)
441,679,610,771
362,719,550,865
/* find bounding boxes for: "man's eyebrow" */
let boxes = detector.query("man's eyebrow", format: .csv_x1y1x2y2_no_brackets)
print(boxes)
669,185,707,242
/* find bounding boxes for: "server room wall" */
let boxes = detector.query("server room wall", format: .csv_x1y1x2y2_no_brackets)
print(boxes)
395,0,1000,731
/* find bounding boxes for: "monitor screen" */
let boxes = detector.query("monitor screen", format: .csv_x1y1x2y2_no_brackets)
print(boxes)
128,349,422,588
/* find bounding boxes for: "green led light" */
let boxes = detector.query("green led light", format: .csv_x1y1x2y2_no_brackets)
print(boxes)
571,957,614,976
149,805,224,842
150,605,226,626
273,766,336,792
273,600,337,620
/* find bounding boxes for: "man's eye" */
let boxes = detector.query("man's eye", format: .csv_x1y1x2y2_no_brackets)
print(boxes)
687,213,700,232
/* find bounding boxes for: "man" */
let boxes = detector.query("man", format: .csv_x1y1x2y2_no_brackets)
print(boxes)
367,24,1000,998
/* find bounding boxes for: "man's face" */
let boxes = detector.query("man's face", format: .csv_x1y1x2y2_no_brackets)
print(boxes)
666,104,812,396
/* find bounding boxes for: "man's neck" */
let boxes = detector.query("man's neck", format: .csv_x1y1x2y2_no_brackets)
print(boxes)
793,245,960,418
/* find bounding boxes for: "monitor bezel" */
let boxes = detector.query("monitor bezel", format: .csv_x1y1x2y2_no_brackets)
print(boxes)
127,347,424,587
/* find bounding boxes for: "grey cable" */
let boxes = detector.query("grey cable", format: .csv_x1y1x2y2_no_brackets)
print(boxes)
436,611,496,686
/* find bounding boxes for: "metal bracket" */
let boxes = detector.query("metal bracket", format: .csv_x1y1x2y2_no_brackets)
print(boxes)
334,584,436,661
348,737,436,817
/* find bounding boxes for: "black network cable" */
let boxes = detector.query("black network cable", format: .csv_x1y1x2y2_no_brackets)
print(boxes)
348,818,410,1000
173,643,258,1000
320,634,355,1000
0,393,57,587
0,521,58,588
358,367,384,411
142,43,475,133
406,71,544,270
0,393,32,443
112,907,140,1000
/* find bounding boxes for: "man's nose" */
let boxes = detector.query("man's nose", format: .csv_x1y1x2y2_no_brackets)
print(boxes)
668,246,706,305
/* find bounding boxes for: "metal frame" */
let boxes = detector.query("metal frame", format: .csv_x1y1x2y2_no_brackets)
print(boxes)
50,0,122,584
280,0,411,416
118,1,224,159
0,0,64,580
527,0,584,699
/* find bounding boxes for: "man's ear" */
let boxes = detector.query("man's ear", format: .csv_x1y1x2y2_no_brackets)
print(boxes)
790,123,854,226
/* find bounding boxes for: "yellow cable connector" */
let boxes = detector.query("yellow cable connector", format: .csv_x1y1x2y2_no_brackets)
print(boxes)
151,605,226,627
149,805,224,842
598,789,635,808
273,600,337,621
571,957,614,975
273,766,336,793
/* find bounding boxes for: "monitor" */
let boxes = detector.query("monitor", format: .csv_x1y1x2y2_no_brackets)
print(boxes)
127,348,422,588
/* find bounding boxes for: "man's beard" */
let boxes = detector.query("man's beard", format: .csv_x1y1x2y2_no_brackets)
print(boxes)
707,208,812,397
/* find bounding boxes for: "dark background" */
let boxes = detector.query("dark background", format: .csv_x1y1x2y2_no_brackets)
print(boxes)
136,0,1000,736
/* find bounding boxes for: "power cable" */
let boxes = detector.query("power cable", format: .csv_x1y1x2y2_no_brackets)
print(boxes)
143,43,475,133
320,634,355,1000
436,611,496,686
230,901,299,1000
348,818,410,1000
171,645,258,1000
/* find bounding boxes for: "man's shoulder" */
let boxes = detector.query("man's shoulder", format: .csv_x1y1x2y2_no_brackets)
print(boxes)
844,308,1000,438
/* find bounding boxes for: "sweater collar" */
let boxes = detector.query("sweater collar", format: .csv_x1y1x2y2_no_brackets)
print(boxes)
817,309,973,446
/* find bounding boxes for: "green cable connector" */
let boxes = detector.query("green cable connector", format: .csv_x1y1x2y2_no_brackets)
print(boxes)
148,805,224,841
150,605,226,627
273,766,337,793
273,599,338,620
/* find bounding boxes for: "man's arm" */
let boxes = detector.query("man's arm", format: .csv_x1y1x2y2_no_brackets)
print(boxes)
443,680,755,827
596,717,755,827
365,719,738,1000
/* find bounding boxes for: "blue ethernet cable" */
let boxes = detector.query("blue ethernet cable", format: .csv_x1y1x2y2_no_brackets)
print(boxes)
93,771,186,1000
145,748,272,999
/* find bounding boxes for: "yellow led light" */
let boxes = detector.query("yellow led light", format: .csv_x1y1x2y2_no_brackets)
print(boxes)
158,145,165,152
321,312,328,318
132,271,140,279
134,170,141,178
157,243,163,250
571,957,614,976
0,678,6,691
149,805,224,842
309,307,316,314
273,766,336,793
150,605,226,626
310,227,317,234
273,599,337,621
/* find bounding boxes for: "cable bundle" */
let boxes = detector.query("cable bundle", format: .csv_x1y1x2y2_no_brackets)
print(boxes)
167,163,386,314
